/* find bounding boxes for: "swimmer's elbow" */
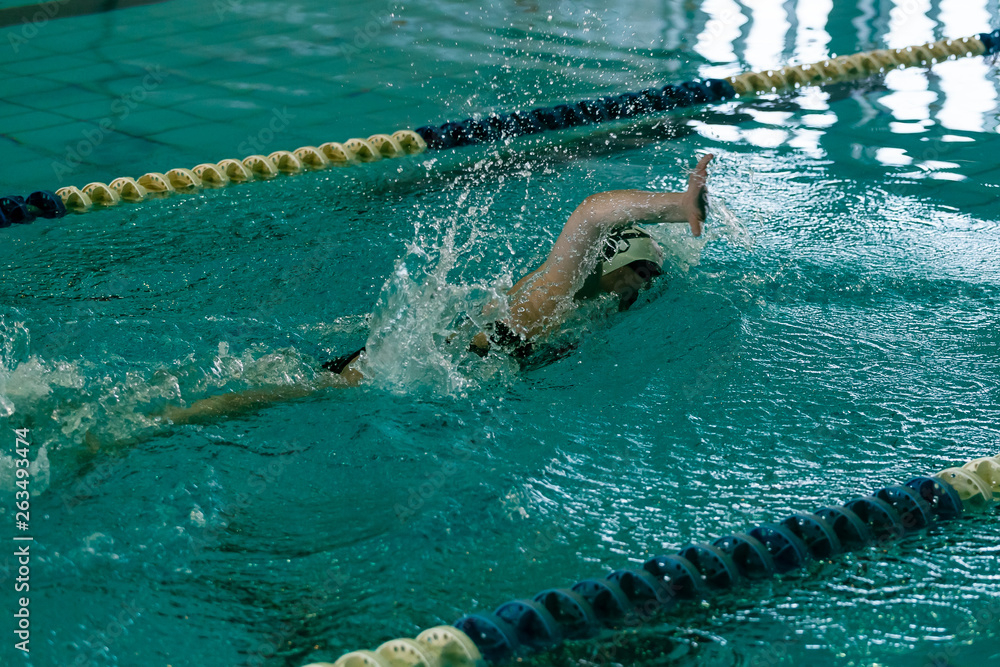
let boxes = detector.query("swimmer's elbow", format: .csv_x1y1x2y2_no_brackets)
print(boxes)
570,192,619,227
577,191,619,214
570,190,644,233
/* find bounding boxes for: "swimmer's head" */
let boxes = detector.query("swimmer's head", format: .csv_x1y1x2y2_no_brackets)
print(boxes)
600,226,665,276
575,226,665,308
599,227,664,310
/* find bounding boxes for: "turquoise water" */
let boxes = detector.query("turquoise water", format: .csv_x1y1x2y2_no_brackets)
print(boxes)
2,1,1000,666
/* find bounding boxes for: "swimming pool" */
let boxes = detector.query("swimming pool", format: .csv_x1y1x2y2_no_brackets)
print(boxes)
2,0,999,665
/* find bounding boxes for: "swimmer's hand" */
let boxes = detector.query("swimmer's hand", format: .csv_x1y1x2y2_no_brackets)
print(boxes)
683,153,713,237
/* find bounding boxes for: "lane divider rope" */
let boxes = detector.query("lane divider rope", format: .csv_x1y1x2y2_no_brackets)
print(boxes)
302,452,998,666
47,130,429,214
412,32,995,150
1,29,995,222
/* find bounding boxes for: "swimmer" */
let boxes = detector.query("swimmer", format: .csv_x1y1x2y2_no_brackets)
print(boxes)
158,153,713,424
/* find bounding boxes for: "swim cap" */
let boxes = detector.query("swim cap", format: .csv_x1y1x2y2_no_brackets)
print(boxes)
600,226,665,274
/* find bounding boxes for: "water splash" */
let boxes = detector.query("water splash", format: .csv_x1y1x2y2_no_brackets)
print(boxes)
0,318,33,417
360,187,733,394
0,314,323,494
707,196,754,251
365,211,518,395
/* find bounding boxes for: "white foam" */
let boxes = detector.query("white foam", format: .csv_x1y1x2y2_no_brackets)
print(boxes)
0,312,325,476
365,248,516,395
29,443,50,495
708,196,755,251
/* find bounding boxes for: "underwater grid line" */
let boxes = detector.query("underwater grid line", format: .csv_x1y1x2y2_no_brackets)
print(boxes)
1,30,997,224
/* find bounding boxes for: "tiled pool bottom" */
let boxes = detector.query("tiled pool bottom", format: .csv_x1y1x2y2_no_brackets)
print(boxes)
0,0,455,194
0,0,169,24
2,0,999,199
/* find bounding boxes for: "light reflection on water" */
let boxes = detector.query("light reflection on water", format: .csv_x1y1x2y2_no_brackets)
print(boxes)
690,0,997,173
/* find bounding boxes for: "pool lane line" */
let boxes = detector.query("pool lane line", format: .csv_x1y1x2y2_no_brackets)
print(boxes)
301,454,998,667
6,29,997,219
0,0,172,29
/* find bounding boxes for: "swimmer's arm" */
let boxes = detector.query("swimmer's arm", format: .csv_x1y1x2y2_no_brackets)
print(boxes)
565,153,713,240
543,154,713,276
155,385,319,425
504,154,712,335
